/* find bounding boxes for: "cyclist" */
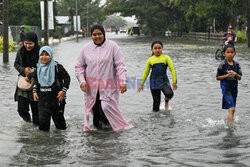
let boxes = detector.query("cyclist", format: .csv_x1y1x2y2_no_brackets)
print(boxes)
222,25,237,46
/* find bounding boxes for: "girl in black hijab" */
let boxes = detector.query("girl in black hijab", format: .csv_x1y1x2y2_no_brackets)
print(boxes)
14,32,40,125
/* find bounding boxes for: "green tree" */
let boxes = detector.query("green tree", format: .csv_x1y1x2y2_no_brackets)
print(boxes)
8,0,41,26
104,0,188,35
104,0,245,34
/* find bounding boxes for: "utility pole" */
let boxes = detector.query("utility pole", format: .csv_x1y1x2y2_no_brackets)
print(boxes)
44,0,49,45
75,0,78,42
86,0,89,37
247,0,250,47
213,18,215,33
3,0,8,63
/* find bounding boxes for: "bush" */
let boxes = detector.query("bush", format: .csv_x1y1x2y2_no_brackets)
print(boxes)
235,30,247,43
0,36,16,52
50,26,63,39
23,25,31,32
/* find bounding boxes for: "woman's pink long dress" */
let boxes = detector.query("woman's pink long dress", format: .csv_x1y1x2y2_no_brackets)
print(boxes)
75,39,132,131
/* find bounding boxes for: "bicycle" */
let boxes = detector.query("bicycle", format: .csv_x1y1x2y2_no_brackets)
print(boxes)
215,42,225,60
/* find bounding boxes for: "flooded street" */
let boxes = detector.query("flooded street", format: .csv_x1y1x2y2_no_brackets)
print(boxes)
1,33,250,166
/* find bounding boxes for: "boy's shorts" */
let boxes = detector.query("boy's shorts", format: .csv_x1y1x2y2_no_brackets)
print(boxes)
222,94,236,109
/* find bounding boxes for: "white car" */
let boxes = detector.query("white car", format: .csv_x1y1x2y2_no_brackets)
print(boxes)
120,29,126,33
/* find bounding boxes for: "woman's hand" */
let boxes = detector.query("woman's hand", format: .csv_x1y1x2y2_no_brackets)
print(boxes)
80,82,87,92
137,85,143,93
33,93,39,101
173,83,177,90
57,91,66,101
120,84,127,94
24,67,31,76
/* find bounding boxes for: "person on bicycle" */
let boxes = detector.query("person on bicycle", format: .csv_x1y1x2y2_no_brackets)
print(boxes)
222,26,237,46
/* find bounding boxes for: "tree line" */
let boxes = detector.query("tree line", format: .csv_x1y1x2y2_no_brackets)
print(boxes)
5,0,250,36
104,0,248,35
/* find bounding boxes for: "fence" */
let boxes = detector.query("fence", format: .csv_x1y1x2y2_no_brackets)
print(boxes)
165,31,187,38
165,31,223,42
0,25,41,43
186,32,223,42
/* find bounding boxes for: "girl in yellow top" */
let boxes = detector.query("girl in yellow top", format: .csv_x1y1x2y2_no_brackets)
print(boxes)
137,41,177,111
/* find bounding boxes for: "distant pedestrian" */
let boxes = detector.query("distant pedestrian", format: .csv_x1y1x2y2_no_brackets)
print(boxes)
19,25,25,46
14,32,40,125
216,44,242,123
75,24,132,131
137,41,177,111
115,28,118,34
84,27,87,37
32,46,70,131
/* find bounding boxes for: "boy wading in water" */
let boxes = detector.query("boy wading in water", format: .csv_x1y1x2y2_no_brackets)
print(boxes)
137,41,177,111
216,44,242,123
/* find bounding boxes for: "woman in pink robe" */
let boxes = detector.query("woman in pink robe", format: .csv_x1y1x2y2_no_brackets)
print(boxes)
75,25,132,131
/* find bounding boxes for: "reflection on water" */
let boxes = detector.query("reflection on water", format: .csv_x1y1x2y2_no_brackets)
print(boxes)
221,128,240,149
81,131,131,166
1,34,250,166
10,124,68,166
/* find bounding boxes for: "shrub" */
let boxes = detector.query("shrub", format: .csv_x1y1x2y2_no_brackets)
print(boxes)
235,30,247,43
0,36,16,52
23,25,31,32
50,26,63,39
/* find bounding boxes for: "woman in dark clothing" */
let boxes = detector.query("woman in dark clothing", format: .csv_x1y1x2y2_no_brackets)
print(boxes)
14,32,40,125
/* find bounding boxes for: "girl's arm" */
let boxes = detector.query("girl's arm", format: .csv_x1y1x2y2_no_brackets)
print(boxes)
33,79,40,101
58,64,71,93
166,56,177,90
57,64,71,101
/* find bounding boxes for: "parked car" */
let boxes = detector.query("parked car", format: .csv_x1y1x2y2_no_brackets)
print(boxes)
120,28,126,33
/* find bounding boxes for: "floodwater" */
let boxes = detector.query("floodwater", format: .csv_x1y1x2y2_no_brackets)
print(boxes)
1,33,250,166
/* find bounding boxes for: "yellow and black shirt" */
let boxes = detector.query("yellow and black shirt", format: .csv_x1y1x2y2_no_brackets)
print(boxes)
140,54,177,89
